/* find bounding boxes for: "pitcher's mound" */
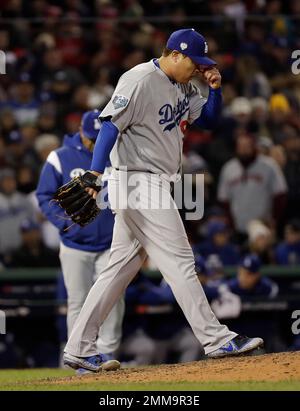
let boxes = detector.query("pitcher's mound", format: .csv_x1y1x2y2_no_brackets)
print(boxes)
71,351,300,384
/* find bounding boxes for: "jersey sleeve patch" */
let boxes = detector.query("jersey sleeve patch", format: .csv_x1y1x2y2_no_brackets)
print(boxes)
112,95,129,109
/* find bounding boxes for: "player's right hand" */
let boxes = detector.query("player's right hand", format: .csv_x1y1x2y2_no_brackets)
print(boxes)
202,67,221,89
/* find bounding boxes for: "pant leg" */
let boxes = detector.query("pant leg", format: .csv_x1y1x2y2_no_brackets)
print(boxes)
119,174,237,355
65,170,236,357
64,213,147,357
59,243,94,336
94,249,125,354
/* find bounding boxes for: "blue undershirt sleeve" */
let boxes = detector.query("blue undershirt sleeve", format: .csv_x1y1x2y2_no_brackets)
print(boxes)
90,120,119,173
193,87,222,129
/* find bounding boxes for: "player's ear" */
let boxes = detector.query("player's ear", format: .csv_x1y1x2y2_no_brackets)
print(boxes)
79,125,84,139
172,51,181,63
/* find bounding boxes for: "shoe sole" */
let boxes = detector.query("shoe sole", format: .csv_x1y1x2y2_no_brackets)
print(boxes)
207,339,264,359
64,354,121,372
76,361,121,375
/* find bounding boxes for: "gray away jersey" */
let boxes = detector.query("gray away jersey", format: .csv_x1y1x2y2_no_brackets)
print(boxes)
100,60,207,177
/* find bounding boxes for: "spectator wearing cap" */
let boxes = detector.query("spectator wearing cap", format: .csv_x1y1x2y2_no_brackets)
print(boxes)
227,97,259,137
275,220,300,265
230,97,252,125
5,218,60,268
217,133,288,237
194,221,240,266
34,134,60,166
195,253,221,301
51,69,75,100
36,110,124,360
247,219,274,264
205,254,225,281
227,253,283,352
0,168,35,257
3,72,40,126
1,120,41,172
267,93,292,144
227,254,279,298
215,97,254,143
4,130,26,168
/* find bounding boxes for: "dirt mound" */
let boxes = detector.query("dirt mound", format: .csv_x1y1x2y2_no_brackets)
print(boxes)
50,351,300,385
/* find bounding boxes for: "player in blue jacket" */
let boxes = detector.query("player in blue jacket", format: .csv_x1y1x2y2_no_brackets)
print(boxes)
227,254,279,299
275,220,300,265
36,110,124,372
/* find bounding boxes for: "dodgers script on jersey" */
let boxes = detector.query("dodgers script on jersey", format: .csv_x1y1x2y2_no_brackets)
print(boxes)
100,60,207,176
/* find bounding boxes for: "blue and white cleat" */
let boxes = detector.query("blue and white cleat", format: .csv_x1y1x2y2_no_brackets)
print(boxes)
75,353,119,375
64,352,120,373
207,335,264,359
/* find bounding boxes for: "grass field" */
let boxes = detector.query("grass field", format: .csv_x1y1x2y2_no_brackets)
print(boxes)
0,369,299,391
0,352,299,391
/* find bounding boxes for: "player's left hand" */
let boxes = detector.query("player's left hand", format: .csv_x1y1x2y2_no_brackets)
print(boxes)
201,67,222,89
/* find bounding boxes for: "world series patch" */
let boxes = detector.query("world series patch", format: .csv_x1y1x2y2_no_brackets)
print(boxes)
112,95,129,109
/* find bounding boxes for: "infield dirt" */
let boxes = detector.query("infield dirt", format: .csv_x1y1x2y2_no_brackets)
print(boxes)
26,351,300,387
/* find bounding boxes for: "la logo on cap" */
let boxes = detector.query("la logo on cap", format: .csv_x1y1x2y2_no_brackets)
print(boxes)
204,42,208,53
180,42,188,50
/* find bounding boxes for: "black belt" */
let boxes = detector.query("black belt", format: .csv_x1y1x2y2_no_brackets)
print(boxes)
115,168,155,174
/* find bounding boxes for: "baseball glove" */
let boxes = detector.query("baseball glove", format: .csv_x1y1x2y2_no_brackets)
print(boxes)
53,171,102,227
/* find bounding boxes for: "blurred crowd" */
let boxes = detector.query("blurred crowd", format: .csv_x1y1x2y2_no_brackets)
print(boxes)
1,0,300,365
1,0,300,267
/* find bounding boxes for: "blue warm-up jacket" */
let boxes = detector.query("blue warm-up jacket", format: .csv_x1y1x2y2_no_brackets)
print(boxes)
36,132,114,252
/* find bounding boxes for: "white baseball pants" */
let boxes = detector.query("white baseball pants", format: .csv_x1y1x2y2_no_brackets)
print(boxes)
65,170,237,356
60,243,124,354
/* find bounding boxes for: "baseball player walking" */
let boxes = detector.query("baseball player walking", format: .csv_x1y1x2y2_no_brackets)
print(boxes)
61,29,264,372
36,110,124,372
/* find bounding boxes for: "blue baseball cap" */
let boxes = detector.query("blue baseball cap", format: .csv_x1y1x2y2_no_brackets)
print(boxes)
81,109,102,141
206,221,228,238
17,72,33,83
166,28,216,66
6,130,23,145
206,254,224,273
240,254,261,274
